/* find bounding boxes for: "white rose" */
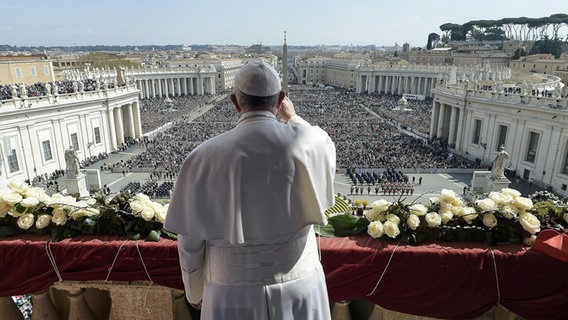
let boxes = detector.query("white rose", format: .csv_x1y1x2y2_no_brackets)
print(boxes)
140,208,155,221
429,197,440,204
17,213,35,230
86,198,97,205
476,198,497,212
71,208,98,220
51,208,68,226
383,221,401,238
513,197,533,211
25,187,50,202
501,205,518,219
20,197,40,208
409,204,427,216
2,191,23,205
501,188,521,198
155,206,167,223
8,181,29,195
523,235,537,246
489,192,513,206
0,200,11,218
482,213,498,228
518,212,540,235
439,189,457,204
440,202,452,214
370,199,390,212
440,211,454,224
461,207,478,224
129,200,145,215
450,204,462,216
36,214,52,229
134,193,151,203
407,214,420,230
425,212,442,227
367,221,384,238
386,213,400,225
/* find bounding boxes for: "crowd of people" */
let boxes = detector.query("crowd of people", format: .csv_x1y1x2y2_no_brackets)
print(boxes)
0,78,114,100
106,85,477,194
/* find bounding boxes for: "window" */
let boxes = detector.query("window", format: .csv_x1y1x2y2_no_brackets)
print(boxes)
525,131,540,163
44,66,50,75
70,133,79,151
94,127,101,144
496,125,508,151
562,141,568,175
15,67,22,78
7,148,19,173
472,119,482,144
42,140,53,161
30,66,37,76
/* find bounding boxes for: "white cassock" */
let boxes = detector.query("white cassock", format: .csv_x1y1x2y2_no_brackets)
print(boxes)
165,111,336,320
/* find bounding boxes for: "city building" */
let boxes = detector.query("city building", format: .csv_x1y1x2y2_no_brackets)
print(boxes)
0,55,55,86
430,74,568,196
0,78,141,186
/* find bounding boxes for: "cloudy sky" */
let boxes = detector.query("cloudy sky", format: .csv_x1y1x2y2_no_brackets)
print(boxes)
2,0,567,47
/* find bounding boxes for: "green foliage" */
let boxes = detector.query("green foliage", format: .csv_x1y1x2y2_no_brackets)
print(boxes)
315,214,369,237
530,36,563,58
78,52,139,69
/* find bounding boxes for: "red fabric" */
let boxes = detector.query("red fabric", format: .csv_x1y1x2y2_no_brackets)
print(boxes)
319,235,568,320
1,235,567,320
0,235,183,296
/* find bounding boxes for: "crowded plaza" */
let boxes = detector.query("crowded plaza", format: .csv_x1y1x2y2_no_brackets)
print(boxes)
98,84,479,198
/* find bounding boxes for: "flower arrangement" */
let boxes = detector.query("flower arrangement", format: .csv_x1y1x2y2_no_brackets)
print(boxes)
0,181,172,242
318,188,568,246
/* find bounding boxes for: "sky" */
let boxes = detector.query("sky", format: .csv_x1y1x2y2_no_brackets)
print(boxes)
1,0,568,48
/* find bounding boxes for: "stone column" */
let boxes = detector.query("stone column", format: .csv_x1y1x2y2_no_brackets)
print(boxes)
113,107,125,145
176,78,182,96
197,77,204,95
378,75,383,94
455,107,464,150
410,76,415,94
157,78,163,97
107,107,117,150
429,102,440,139
436,103,446,138
181,78,187,96
163,78,169,97
448,106,457,146
189,77,195,95
124,104,135,138
132,102,143,138
150,79,156,98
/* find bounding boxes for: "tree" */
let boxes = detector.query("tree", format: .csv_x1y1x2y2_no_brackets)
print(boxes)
77,52,139,69
427,33,440,49
530,36,563,58
511,48,528,60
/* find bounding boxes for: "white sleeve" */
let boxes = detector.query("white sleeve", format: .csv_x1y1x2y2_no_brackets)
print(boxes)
177,234,205,304
287,114,310,126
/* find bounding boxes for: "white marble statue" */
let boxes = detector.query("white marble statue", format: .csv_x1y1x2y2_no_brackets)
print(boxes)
491,145,509,179
65,146,80,177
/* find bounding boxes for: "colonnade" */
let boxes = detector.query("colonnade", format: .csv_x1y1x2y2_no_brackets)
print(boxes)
429,101,464,149
135,76,215,99
106,101,142,150
358,73,438,97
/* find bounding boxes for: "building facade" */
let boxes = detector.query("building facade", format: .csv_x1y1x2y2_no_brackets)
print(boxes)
0,55,55,86
430,80,568,197
0,81,141,186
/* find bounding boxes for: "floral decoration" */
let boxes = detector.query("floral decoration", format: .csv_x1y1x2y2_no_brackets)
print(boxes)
0,181,172,242
318,188,568,246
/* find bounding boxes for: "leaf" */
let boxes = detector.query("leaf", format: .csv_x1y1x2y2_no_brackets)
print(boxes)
319,214,370,237
314,224,338,237
147,230,161,242
161,229,178,240
0,225,21,238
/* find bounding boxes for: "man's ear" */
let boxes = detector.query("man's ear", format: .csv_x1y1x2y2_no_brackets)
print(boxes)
275,91,286,111
230,93,241,113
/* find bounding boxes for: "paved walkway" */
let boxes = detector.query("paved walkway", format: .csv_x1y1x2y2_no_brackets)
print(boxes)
79,144,543,205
